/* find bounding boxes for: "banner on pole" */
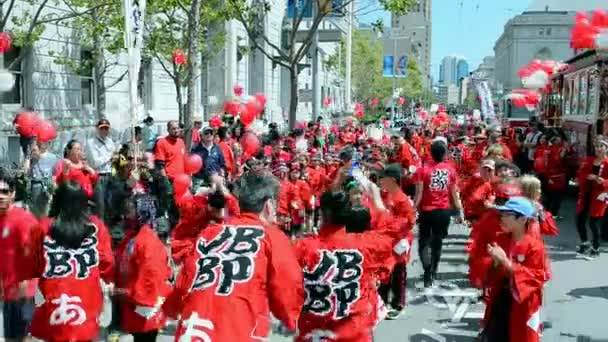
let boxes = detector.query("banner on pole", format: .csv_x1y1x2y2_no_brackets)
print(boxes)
382,56,394,77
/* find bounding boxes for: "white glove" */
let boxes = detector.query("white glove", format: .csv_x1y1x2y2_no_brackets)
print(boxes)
393,239,410,255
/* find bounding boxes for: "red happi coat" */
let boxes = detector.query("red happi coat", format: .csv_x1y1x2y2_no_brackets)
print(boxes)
546,144,567,192
115,225,173,333
163,213,304,341
24,216,114,342
576,157,608,217
171,193,240,265
468,210,502,289
482,233,546,342
293,222,400,342
533,144,550,176
464,178,494,221
54,160,99,198
381,189,416,264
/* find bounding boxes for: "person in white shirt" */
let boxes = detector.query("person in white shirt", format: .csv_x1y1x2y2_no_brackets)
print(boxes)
523,122,543,173
85,118,116,221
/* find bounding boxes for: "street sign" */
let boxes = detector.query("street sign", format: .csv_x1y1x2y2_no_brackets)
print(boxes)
383,55,408,78
383,56,394,77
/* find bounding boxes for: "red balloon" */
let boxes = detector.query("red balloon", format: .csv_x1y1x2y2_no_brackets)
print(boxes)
36,120,57,142
184,154,203,174
254,93,267,107
241,132,260,156
15,111,40,137
173,173,192,196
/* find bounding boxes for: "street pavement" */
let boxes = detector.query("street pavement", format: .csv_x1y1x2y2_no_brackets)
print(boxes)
3,199,608,341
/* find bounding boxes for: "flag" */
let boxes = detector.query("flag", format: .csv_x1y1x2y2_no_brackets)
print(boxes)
123,0,146,124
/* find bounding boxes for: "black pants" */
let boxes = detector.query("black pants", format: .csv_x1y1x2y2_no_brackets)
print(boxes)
378,263,407,310
2,299,33,339
544,188,563,216
132,330,159,342
576,206,601,249
418,209,451,277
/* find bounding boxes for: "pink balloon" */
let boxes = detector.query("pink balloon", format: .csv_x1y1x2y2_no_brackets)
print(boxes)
173,173,192,196
36,120,57,142
241,131,260,157
184,154,203,174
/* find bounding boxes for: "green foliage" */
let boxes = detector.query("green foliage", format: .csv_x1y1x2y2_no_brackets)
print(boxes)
326,29,424,104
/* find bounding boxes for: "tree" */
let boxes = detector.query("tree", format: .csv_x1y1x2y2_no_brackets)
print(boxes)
327,29,423,105
50,0,126,118
228,0,416,129
145,0,228,145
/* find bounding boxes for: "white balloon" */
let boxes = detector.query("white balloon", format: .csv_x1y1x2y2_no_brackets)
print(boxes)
521,70,548,89
0,69,15,92
597,29,608,50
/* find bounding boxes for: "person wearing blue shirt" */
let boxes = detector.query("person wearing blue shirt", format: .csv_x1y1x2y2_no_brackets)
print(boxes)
191,126,226,189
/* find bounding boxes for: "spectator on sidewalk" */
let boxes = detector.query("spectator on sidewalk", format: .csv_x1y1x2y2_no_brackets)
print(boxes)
86,119,117,221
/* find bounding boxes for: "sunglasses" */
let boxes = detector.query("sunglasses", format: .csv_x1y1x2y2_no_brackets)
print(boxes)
203,131,213,135
0,188,11,195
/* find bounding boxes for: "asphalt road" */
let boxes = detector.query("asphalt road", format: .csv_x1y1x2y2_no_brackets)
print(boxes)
3,199,608,342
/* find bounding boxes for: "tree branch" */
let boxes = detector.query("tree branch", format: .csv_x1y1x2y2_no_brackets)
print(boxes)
106,70,127,89
0,0,16,31
153,52,176,81
294,10,324,62
228,0,288,60
290,0,311,48
36,2,111,26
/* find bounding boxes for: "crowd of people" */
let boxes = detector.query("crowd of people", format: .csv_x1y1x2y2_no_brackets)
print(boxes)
0,107,605,342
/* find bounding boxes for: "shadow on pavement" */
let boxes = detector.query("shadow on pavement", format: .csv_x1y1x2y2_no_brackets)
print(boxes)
409,332,476,342
566,286,608,300
435,318,480,333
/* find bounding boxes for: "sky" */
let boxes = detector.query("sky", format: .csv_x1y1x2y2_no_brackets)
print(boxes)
358,0,534,81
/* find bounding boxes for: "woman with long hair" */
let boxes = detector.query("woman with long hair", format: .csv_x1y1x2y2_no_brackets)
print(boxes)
114,194,172,342
22,181,114,342
53,139,98,198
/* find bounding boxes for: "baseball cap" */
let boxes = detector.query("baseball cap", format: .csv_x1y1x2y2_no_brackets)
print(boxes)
202,126,214,134
494,197,536,218
379,164,403,182
97,119,111,128
481,159,495,170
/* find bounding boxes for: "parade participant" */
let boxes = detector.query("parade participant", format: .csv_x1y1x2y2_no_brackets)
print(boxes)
23,181,114,342
217,126,235,179
294,189,399,342
164,173,304,341
114,194,172,342
86,118,117,220
287,163,306,237
413,140,463,288
575,137,608,258
463,159,496,222
478,197,546,342
377,164,416,319
519,175,559,237
486,124,513,161
28,141,58,217
53,139,98,199
544,133,568,218
0,169,38,342
154,120,186,181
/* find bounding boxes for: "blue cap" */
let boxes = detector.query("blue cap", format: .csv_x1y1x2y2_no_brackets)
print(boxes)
495,197,536,218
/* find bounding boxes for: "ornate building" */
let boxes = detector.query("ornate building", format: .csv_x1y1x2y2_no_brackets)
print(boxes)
493,0,608,92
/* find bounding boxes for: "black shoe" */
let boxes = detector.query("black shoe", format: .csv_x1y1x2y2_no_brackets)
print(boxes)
423,273,433,289
586,248,600,260
386,308,404,320
576,243,590,255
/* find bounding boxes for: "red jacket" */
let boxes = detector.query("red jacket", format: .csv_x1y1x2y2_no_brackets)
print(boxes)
115,225,173,333
24,216,114,342
481,233,546,342
293,223,400,342
576,157,608,217
171,193,240,265
54,160,98,197
0,206,38,300
164,213,304,341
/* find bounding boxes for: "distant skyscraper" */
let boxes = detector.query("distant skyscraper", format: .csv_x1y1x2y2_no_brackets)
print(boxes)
390,0,432,87
439,55,468,86
457,59,469,84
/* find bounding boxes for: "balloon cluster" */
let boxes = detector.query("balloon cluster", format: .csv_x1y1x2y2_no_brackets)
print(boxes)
172,49,187,66
517,59,569,92
209,114,223,128
14,111,57,142
570,10,608,50
505,89,541,110
233,84,244,97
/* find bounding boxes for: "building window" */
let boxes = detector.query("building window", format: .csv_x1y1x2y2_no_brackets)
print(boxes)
546,28,552,36
538,28,544,36
80,49,95,106
305,83,309,89
3,46,22,105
